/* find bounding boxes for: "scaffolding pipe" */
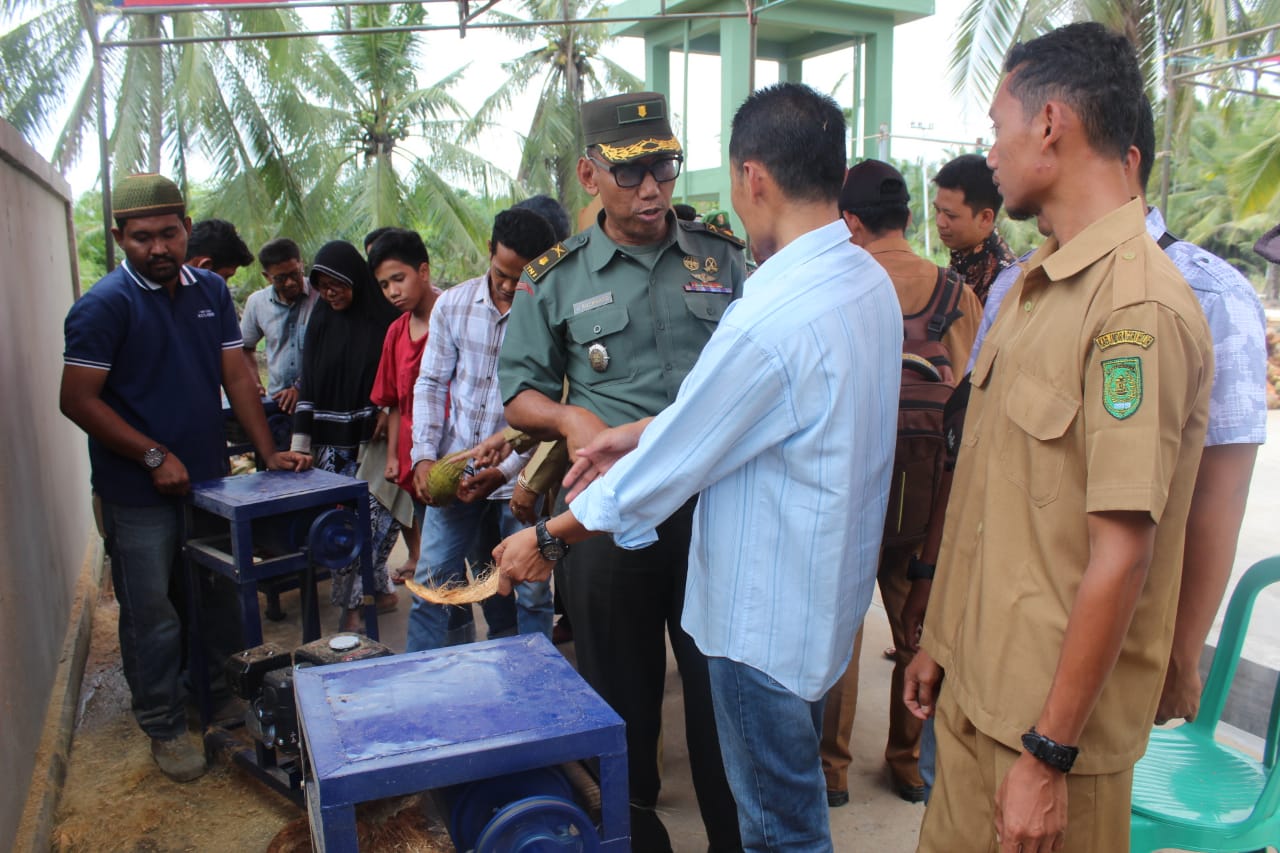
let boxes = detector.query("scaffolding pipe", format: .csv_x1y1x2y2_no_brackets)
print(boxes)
101,10,751,47
80,0,115,271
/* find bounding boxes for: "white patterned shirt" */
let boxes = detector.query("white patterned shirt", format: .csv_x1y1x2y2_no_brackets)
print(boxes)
1145,207,1267,446
411,274,530,499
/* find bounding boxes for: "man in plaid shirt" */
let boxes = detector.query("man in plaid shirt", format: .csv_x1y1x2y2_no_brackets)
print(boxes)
407,208,559,651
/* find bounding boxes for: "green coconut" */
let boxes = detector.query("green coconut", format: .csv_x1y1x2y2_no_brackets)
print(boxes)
426,450,470,506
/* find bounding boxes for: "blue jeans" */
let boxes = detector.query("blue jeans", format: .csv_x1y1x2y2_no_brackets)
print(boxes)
103,500,238,739
405,499,552,652
919,715,936,802
707,657,832,852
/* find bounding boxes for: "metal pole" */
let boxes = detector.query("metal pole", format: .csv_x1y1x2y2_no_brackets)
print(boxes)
101,10,751,48
681,19,690,203
81,0,115,271
1159,63,1176,217
920,160,930,256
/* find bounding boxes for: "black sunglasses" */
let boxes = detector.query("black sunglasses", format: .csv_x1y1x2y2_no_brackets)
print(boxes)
587,152,683,188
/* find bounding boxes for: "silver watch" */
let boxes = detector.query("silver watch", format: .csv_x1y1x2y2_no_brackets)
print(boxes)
142,446,167,470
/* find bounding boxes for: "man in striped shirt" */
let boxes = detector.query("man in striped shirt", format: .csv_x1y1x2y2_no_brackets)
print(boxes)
495,83,902,852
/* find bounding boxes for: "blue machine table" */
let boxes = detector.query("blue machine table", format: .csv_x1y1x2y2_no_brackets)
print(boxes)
185,468,378,648
295,633,630,852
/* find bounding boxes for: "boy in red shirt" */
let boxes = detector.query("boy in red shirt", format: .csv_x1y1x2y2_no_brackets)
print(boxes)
368,229,516,639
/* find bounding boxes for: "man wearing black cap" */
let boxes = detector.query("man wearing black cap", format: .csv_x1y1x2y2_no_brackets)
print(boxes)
819,158,982,807
499,92,745,851
60,174,311,782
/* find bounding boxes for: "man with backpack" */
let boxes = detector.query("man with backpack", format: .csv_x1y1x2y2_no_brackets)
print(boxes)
820,158,982,807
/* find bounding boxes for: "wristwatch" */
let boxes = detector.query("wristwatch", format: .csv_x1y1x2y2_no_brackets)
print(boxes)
535,518,570,561
906,556,936,581
1021,726,1079,773
142,446,168,470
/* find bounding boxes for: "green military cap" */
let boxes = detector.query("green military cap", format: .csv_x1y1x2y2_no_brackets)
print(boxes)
582,92,682,164
112,173,186,220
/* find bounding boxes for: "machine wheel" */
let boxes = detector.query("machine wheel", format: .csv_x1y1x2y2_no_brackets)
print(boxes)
474,795,601,853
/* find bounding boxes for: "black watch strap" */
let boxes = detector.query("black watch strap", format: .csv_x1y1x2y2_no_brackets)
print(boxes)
535,518,569,561
1021,727,1079,773
907,556,936,581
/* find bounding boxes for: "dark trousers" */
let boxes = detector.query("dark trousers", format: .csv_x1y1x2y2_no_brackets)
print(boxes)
103,500,240,738
555,499,742,852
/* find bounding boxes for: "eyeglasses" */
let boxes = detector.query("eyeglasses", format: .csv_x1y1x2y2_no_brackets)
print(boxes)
270,268,305,287
587,152,683,188
314,277,352,294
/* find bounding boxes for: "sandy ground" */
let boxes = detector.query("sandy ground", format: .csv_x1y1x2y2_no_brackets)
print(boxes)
49,540,923,852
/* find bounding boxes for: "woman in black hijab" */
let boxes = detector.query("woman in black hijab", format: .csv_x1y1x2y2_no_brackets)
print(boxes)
291,240,401,630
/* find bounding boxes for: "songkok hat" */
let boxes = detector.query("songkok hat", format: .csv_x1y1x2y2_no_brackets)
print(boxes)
840,159,910,212
582,92,682,164
1256,223,1280,264
112,173,186,220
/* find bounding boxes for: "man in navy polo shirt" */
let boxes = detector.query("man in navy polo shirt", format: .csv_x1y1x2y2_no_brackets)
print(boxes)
60,173,311,782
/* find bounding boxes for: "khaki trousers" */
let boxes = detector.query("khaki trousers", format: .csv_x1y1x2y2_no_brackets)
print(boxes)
821,546,922,791
918,688,1133,853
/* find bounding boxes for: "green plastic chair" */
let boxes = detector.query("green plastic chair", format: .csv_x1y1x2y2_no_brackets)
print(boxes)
1130,555,1280,852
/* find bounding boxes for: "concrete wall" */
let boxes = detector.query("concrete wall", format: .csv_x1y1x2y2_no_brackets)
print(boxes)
0,119,95,850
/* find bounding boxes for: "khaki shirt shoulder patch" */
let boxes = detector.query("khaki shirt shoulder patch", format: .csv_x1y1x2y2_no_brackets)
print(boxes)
1101,356,1143,419
1094,329,1155,351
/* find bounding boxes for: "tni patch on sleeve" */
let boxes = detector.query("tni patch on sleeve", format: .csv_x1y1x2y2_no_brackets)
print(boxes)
1102,357,1143,420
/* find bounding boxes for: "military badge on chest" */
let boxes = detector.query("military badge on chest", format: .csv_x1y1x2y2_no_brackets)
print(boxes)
682,255,731,294
588,342,610,373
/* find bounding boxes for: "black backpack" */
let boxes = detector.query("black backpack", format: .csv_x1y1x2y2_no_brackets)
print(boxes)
882,266,966,549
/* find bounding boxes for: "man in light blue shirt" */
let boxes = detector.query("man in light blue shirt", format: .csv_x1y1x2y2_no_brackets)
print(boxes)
495,82,902,851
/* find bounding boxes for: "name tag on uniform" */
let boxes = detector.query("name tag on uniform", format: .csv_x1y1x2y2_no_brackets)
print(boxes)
573,292,614,315
683,282,732,294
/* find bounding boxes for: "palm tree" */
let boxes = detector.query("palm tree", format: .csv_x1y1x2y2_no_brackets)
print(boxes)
464,0,642,212
946,0,1278,115
1,0,338,266
293,2,510,266
1,2,321,181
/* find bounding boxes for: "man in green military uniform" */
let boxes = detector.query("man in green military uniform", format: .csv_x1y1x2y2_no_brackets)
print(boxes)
499,92,746,852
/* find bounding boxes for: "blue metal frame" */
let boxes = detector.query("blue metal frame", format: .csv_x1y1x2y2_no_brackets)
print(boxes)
295,633,630,851
183,469,377,722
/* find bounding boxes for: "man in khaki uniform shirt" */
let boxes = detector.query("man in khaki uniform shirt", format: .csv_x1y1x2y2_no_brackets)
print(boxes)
821,158,982,805
905,23,1213,853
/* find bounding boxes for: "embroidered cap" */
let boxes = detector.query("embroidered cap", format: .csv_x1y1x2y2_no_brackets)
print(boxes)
112,173,186,221
582,92,682,164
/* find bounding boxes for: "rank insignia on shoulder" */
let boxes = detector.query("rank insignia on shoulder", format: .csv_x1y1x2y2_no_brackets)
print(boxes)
679,218,746,248
1102,357,1143,420
523,239,580,284
1094,329,1154,351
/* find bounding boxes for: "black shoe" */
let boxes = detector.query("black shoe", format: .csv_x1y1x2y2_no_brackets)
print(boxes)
826,788,849,808
895,782,926,803
630,803,673,852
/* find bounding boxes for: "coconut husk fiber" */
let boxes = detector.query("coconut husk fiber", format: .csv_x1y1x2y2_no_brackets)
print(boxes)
266,794,453,852
405,564,502,605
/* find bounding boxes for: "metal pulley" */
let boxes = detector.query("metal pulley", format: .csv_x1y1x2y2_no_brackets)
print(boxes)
448,768,601,853
307,507,361,569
